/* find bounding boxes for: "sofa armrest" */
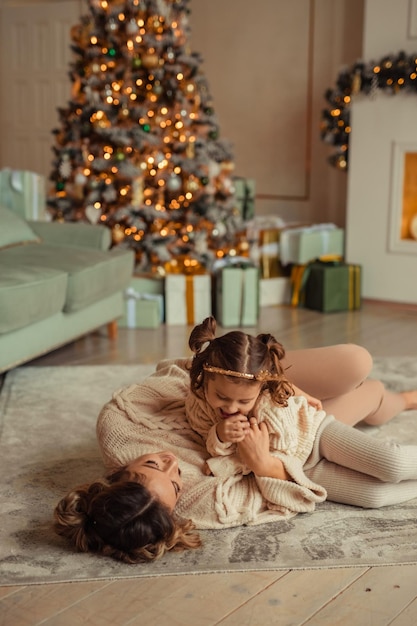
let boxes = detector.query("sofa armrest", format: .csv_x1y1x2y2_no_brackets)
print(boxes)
28,221,112,251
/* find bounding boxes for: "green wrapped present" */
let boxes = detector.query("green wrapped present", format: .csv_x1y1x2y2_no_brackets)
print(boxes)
280,224,344,265
119,289,164,328
215,263,259,327
233,176,256,221
119,274,164,328
304,261,361,313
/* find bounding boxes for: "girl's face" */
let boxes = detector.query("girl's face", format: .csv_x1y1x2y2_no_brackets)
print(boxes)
205,373,262,419
127,451,183,511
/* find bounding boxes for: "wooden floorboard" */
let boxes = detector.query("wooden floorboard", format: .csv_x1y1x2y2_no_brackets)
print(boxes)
1,301,417,625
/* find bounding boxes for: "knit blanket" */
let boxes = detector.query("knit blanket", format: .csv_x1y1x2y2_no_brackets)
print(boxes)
97,358,326,529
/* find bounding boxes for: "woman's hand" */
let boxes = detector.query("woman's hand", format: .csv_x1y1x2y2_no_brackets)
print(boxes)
292,385,322,411
237,418,289,480
216,413,250,443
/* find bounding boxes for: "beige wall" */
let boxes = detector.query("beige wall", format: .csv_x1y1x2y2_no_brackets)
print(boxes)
190,0,364,223
0,0,364,226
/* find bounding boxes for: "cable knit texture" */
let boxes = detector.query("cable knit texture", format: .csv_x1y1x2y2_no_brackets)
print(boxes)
97,358,328,529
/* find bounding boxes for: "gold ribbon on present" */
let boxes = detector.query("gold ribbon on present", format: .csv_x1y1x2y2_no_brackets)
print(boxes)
348,264,361,310
185,275,195,325
290,264,307,307
259,228,282,279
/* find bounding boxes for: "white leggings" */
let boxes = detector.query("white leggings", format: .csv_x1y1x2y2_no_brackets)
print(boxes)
283,345,406,426
305,419,417,508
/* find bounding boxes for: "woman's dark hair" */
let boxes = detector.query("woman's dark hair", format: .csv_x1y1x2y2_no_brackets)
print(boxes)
54,467,201,564
188,316,293,406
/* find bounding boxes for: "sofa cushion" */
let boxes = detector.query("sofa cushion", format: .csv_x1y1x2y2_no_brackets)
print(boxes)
0,261,68,333
0,204,40,248
1,243,134,313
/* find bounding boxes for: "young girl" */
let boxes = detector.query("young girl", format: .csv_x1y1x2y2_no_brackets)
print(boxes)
186,316,417,508
54,318,417,564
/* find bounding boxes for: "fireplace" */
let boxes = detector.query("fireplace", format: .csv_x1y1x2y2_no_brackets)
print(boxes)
345,92,417,303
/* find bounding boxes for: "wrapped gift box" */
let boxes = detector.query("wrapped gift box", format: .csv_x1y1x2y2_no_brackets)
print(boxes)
165,274,211,326
260,277,291,306
120,290,164,329
119,275,165,328
280,224,344,266
215,265,259,327
246,215,288,279
233,176,256,221
0,168,46,220
303,261,361,312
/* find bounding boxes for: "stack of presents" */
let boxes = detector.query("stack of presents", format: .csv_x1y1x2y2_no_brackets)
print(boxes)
120,177,361,329
0,169,361,329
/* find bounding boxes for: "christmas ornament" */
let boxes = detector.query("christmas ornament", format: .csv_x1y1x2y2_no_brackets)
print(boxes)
112,224,125,244
59,154,72,179
142,52,159,68
410,214,417,240
85,205,101,224
167,174,182,191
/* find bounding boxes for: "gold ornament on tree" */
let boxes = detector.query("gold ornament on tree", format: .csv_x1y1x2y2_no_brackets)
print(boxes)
112,224,125,244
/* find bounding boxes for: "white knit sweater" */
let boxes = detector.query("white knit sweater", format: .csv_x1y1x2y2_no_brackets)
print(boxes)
96,358,328,529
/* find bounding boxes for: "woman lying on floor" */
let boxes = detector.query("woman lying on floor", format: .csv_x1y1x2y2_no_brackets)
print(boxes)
54,320,417,564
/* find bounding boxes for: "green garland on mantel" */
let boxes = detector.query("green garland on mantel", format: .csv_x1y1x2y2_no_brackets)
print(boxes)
321,50,417,170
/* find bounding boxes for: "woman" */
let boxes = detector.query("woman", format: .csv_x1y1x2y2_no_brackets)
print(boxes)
54,328,417,564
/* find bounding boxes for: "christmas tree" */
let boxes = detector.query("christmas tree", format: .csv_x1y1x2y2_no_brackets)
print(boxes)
48,0,245,274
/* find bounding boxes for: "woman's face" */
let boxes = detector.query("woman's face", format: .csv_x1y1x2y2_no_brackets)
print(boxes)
205,373,262,419
127,451,183,511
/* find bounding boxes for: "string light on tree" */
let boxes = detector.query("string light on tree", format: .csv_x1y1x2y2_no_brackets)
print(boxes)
48,0,243,272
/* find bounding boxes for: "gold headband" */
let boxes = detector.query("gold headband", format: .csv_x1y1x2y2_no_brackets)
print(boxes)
203,364,280,382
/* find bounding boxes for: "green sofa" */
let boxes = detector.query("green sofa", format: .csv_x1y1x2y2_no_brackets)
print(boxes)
0,205,134,373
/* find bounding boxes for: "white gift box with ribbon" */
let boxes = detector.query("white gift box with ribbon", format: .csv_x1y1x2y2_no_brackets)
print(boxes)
279,224,344,266
165,274,211,326
120,288,164,329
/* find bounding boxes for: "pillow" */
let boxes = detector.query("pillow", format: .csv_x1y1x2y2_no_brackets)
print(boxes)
0,204,40,249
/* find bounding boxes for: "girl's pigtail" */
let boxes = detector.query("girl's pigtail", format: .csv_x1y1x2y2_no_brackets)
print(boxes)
188,316,216,355
257,333,294,406
188,316,217,394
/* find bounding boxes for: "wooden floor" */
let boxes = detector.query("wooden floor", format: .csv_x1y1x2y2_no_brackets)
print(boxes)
2,301,417,625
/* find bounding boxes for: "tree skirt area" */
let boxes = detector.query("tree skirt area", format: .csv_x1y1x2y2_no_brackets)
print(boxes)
1,359,417,586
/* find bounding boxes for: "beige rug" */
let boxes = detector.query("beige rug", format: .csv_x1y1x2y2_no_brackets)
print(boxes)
1,358,417,586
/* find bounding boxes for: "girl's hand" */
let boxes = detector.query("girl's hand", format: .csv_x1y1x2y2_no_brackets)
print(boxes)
237,419,289,480
292,385,322,411
216,413,250,443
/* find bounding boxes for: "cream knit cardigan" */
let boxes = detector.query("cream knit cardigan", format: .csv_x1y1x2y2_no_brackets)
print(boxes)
97,358,329,530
